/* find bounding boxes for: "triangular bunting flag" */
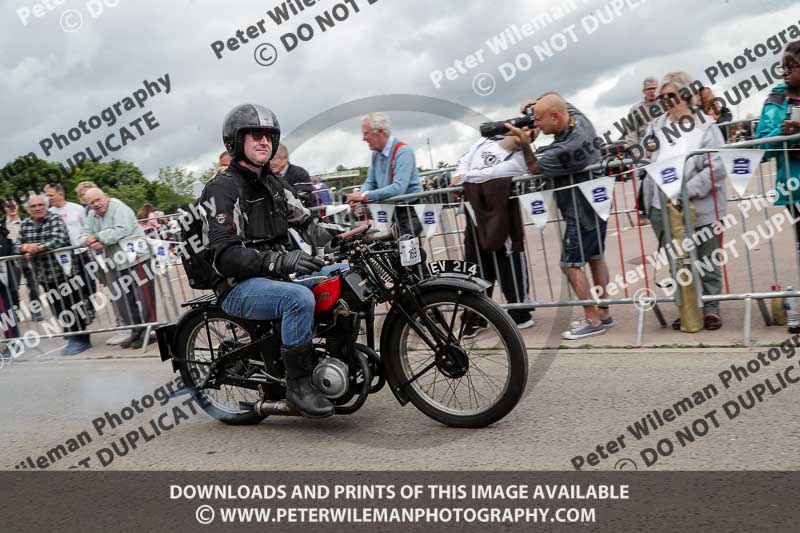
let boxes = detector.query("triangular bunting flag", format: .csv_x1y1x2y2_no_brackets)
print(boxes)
518,191,554,229
93,249,109,272
149,239,172,270
644,154,686,201
367,204,395,231
717,149,764,197
56,252,72,276
119,236,145,264
413,204,442,238
577,176,616,221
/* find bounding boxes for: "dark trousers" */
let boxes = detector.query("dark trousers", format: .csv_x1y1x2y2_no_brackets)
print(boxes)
789,203,800,250
116,262,157,338
20,261,42,316
463,217,532,324
73,252,98,317
42,277,88,334
0,286,20,339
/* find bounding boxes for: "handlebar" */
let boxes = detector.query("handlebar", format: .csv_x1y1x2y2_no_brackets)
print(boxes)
335,224,370,243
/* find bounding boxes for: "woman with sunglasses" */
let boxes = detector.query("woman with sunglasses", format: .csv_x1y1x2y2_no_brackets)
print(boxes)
641,72,728,332
756,40,800,247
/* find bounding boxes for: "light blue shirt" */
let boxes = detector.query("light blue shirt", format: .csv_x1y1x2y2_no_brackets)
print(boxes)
361,137,422,202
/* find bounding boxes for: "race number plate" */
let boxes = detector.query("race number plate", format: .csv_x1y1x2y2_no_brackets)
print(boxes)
399,237,422,266
427,260,480,277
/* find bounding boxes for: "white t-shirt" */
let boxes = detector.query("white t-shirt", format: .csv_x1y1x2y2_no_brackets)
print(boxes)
50,201,87,252
456,138,526,184
5,217,22,242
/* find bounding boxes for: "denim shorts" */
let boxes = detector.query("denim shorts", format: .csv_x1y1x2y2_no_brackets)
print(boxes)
560,219,608,268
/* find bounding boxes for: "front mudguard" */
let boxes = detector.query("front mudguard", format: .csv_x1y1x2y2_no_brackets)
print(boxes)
379,273,491,406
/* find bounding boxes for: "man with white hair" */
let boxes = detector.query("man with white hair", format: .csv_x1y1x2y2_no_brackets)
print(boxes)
623,76,665,147
80,187,155,349
348,112,423,238
15,193,91,355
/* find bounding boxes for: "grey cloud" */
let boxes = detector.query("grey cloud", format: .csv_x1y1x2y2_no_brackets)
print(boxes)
0,0,798,178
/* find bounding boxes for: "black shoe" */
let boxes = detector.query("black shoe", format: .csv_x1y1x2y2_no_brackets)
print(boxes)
462,323,485,339
285,376,335,419
281,342,334,419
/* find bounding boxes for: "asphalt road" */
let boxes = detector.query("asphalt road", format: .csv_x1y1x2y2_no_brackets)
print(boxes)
3,345,798,471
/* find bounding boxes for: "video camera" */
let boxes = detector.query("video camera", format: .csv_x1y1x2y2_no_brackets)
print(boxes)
479,104,535,138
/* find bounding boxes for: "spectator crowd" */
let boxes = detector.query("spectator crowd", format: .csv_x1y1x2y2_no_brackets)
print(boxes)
2,39,799,357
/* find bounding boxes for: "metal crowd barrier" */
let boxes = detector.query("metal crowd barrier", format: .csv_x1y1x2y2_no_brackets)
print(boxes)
717,118,760,143
325,132,800,347
0,229,192,356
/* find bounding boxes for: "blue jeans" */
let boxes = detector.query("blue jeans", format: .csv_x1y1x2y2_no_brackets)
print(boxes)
221,264,347,347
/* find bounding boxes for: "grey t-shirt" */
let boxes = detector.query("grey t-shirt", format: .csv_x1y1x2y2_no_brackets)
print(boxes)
536,104,603,230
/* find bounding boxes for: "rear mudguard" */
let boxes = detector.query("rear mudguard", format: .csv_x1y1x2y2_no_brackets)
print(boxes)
156,305,219,372
379,274,491,406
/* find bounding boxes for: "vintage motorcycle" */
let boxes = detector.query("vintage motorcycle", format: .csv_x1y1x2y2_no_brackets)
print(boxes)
156,225,528,428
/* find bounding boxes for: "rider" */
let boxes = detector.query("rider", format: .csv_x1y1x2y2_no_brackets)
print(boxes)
200,103,344,419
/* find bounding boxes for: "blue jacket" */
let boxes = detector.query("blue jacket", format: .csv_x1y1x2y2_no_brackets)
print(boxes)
756,83,800,206
361,137,422,201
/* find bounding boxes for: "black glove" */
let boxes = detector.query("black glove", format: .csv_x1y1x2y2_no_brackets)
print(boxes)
264,250,325,277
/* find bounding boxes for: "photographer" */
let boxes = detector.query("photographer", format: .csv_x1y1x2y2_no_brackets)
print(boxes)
506,93,612,340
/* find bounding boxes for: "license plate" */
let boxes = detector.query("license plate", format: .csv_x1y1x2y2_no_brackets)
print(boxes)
427,260,480,277
399,237,422,266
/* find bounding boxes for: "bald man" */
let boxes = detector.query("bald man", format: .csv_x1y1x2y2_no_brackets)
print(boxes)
80,187,156,349
506,93,612,341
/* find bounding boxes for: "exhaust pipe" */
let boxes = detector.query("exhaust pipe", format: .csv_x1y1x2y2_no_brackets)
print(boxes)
249,399,301,417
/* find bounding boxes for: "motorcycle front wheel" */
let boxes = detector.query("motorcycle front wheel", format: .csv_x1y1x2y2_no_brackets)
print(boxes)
382,289,528,428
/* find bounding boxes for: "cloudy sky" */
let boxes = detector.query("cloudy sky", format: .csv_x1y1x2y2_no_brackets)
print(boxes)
1,0,797,181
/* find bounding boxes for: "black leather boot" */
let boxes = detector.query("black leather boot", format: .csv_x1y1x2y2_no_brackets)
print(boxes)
281,341,334,419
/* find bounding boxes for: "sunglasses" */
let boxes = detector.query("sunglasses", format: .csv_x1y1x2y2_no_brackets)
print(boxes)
779,63,798,74
247,131,272,142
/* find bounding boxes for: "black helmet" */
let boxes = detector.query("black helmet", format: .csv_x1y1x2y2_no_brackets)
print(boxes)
222,104,281,163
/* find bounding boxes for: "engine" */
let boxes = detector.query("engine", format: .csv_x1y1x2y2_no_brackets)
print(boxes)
312,357,350,399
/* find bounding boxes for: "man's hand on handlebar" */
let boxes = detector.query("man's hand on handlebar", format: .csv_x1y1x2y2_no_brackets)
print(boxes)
266,250,326,277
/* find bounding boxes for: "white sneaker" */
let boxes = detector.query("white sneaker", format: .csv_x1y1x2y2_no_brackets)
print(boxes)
106,331,133,345
515,319,535,329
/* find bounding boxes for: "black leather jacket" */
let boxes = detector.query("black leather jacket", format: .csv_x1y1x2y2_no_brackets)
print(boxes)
200,160,338,301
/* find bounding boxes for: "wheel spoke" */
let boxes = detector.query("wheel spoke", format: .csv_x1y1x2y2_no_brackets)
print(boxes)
397,299,513,419
184,318,259,415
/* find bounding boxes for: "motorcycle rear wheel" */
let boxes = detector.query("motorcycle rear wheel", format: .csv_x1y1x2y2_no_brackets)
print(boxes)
174,309,267,425
382,290,528,428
